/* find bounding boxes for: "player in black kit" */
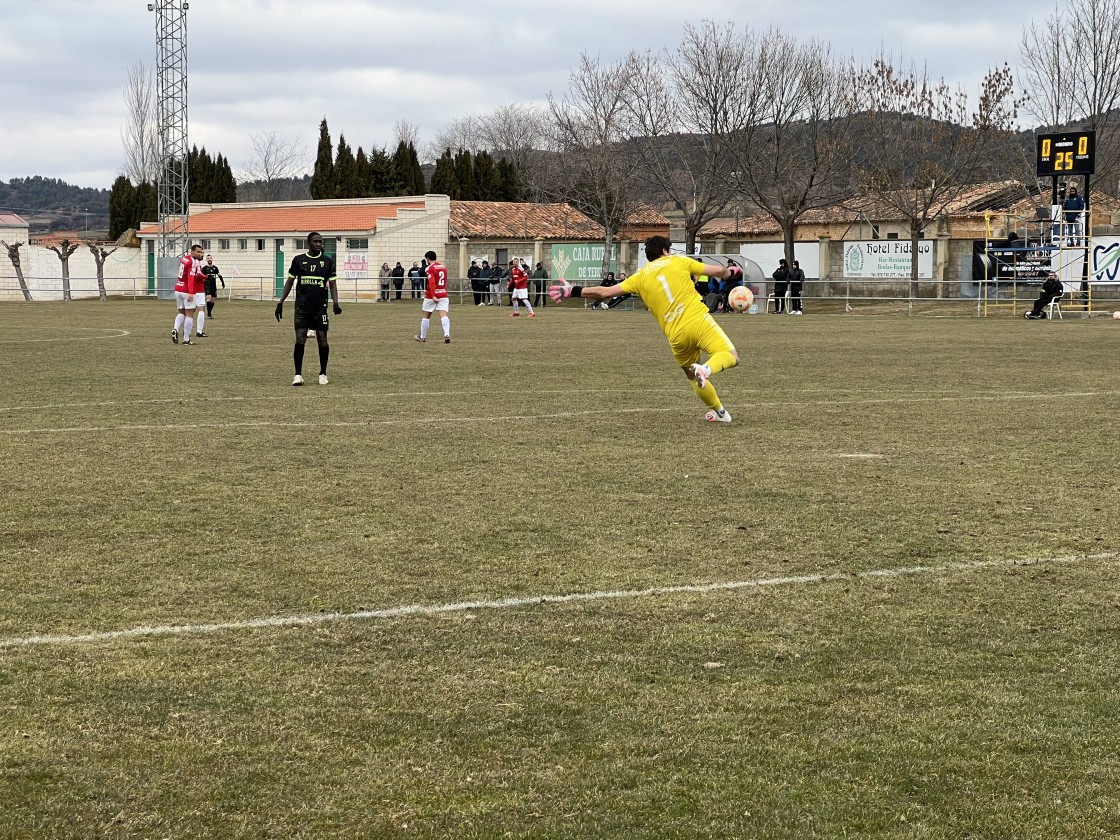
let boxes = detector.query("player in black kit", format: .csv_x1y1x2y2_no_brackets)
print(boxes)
201,254,224,318
274,232,342,386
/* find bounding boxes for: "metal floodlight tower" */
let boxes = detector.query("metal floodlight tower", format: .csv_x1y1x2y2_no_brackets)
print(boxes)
150,0,189,258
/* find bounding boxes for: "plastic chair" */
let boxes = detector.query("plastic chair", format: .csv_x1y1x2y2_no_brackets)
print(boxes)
1046,292,1063,320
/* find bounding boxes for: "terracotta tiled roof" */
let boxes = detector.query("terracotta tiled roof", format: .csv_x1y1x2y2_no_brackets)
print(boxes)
0,213,28,227
450,201,602,240
450,201,672,241
138,201,425,236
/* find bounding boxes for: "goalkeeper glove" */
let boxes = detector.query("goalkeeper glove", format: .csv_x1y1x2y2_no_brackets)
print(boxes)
333,304,342,315
549,280,574,303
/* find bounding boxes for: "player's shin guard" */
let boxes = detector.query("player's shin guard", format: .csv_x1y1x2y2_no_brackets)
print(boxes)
691,378,722,411
207,301,214,316
706,350,738,376
293,342,305,374
318,343,329,375
196,311,206,334
174,313,185,332
419,319,430,340
440,315,450,339
183,316,193,340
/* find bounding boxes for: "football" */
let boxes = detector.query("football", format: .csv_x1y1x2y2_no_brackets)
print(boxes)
1113,310,1120,320
727,285,754,313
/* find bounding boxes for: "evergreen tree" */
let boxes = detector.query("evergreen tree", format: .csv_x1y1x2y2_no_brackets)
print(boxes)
354,147,372,197
368,147,396,196
474,150,500,201
310,118,335,199
334,135,359,198
429,148,460,198
134,181,158,229
495,157,524,202
108,175,137,240
454,149,476,199
216,153,238,202
391,141,425,194
407,142,426,193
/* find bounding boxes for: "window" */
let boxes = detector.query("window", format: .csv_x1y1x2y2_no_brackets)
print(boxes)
346,238,368,249
870,224,881,240
275,238,284,251
238,239,248,250
256,239,266,251
886,232,899,240
199,239,210,250
219,239,230,250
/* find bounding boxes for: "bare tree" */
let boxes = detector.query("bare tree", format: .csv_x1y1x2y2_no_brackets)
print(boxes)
238,131,309,200
1,241,32,301
88,243,118,302
121,61,159,184
1019,0,1120,193
429,115,481,161
721,27,858,265
849,55,1024,297
394,119,422,151
46,239,81,301
623,21,750,253
544,54,642,277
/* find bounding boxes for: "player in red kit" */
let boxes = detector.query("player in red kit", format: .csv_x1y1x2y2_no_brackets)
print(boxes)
172,243,204,345
415,250,451,343
507,259,535,318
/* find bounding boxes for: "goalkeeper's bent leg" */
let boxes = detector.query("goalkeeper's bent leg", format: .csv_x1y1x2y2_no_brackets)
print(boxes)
706,350,738,376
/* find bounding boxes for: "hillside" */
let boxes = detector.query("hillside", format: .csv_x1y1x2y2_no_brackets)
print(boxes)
0,177,110,234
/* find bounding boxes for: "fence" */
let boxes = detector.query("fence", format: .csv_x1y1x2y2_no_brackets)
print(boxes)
5,274,1120,316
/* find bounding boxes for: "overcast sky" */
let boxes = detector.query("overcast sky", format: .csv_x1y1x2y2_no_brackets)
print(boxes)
0,0,1060,191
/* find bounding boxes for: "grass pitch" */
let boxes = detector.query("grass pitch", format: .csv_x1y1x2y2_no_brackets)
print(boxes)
1,299,1119,839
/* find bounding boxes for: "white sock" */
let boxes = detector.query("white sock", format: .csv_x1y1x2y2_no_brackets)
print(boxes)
419,319,429,340
174,313,184,332
440,315,450,338
196,311,205,333
524,300,534,315
184,316,193,340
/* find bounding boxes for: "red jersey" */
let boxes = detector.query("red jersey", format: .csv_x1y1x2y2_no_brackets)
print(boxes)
510,265,529,290
425,261,448,299
175,254,194,293
189,259,206,295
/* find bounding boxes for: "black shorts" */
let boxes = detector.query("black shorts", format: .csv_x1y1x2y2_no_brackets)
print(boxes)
204,278,218,297
294,305,329,332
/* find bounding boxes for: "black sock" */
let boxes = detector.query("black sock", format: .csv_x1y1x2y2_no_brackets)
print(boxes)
318,344,329,375
294,343,305,374
207,301,214,316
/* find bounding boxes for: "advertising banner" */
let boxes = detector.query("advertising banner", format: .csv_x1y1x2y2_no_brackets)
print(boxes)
843,240,933,279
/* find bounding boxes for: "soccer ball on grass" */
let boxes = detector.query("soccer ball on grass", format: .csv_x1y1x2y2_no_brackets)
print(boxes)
727,285,754,313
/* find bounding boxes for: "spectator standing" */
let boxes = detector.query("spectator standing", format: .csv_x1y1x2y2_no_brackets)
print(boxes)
490,262,506,306
407,261,424,299
378,262,391,302
391,261,406,300
788,260,805,315
772,259,789,314
480,260,494,305
531,262,549,307
467,260,486,306
1062,185,1086,242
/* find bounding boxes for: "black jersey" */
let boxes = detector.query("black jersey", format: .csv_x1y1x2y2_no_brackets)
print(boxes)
288,251,336,309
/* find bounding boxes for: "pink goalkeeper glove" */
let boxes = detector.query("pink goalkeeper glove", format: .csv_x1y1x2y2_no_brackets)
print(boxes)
549,280,573,303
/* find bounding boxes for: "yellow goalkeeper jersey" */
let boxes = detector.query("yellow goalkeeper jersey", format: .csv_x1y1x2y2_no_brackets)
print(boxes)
617,255,710,336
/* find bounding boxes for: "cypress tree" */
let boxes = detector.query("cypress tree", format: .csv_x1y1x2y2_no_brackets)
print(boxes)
108,175,137,240
335,134,358,198
310,118,335,199
429,149,459,198
454,149,475,199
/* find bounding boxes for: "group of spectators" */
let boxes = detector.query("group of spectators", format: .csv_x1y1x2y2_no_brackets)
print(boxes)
377,261,428,301
466,259,550,307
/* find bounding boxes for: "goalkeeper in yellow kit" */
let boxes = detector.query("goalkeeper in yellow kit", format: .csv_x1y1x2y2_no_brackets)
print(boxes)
550,235,741,423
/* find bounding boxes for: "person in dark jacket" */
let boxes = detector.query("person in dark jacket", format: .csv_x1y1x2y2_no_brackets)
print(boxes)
1025,272,1063,319
788,260,805,314
407,261,425,299
772,259,789,313
391,261,406,300
467,260,486,306
531,262,549,307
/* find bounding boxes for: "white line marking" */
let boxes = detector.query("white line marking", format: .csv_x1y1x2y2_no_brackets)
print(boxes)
0,328,131,344
1,552,1112,649
2,407,676,435
3,390,1115,433
830,453,886,459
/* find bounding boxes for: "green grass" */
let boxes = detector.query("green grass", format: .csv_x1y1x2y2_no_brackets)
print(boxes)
1,299,1119,839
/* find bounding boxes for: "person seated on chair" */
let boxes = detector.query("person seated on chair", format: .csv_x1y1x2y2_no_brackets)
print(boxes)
1025,272,1063,320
